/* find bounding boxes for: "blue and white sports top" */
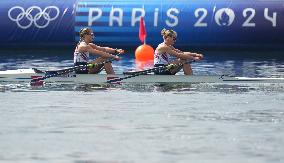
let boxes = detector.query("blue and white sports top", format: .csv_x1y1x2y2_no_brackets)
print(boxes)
73,42,90,63
154,50,171,65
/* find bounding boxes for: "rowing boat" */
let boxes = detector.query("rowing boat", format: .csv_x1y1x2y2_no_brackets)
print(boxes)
0,68,284,84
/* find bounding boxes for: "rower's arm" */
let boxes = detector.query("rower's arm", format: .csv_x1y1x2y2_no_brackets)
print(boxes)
172,51,195,60
169,46,203,60
89,43,122,54
169,45,183,53
85,45,117,59
168,45,203,58
161,47,194,60
171,46,203,59
184,52,204,60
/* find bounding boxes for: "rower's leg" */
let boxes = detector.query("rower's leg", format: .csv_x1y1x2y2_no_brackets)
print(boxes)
182,63,193,75
90,58,115,74
169,60,190,75
104,62,115,74
89,58,104,74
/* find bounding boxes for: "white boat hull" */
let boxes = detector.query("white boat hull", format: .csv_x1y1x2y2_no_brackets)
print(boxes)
0,69,284,84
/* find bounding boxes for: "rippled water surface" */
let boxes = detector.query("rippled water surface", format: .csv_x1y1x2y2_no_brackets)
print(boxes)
0,50,284,163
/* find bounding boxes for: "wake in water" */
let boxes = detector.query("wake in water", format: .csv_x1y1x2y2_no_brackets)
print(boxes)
1,82,284,93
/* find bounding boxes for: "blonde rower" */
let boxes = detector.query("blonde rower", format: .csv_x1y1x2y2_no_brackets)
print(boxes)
154,29,203,75
74,27,124,74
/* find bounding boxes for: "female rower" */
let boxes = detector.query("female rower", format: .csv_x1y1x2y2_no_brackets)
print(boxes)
154,28,203,75
74,27,124,74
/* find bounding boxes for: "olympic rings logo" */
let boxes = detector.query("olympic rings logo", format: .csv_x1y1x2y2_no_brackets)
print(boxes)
8,6,60,29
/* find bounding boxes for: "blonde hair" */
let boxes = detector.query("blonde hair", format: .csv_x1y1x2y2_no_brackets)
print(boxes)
161,28,177,39
79,27,92,39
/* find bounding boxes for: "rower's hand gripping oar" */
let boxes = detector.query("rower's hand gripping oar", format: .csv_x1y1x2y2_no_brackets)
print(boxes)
107,60,194,84
31,56,120,84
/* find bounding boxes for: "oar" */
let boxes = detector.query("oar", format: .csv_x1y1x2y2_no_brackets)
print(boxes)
31,57,118,84
107,60,194,83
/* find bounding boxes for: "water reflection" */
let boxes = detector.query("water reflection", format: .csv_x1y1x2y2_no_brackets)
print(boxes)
1,82,284,93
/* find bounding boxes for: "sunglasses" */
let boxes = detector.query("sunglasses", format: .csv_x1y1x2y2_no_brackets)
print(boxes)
87,33,94,36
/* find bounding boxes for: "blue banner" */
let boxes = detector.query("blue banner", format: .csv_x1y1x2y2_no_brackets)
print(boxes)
0,0,284,48
0,0,75,46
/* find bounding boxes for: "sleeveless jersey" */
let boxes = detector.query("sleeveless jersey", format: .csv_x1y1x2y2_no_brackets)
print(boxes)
73,42,90,63
154,50,171,65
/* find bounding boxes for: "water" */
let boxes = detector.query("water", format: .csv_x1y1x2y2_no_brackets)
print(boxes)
0,50,284,163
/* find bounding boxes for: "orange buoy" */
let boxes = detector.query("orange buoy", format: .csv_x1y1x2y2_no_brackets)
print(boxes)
135,44,154,61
